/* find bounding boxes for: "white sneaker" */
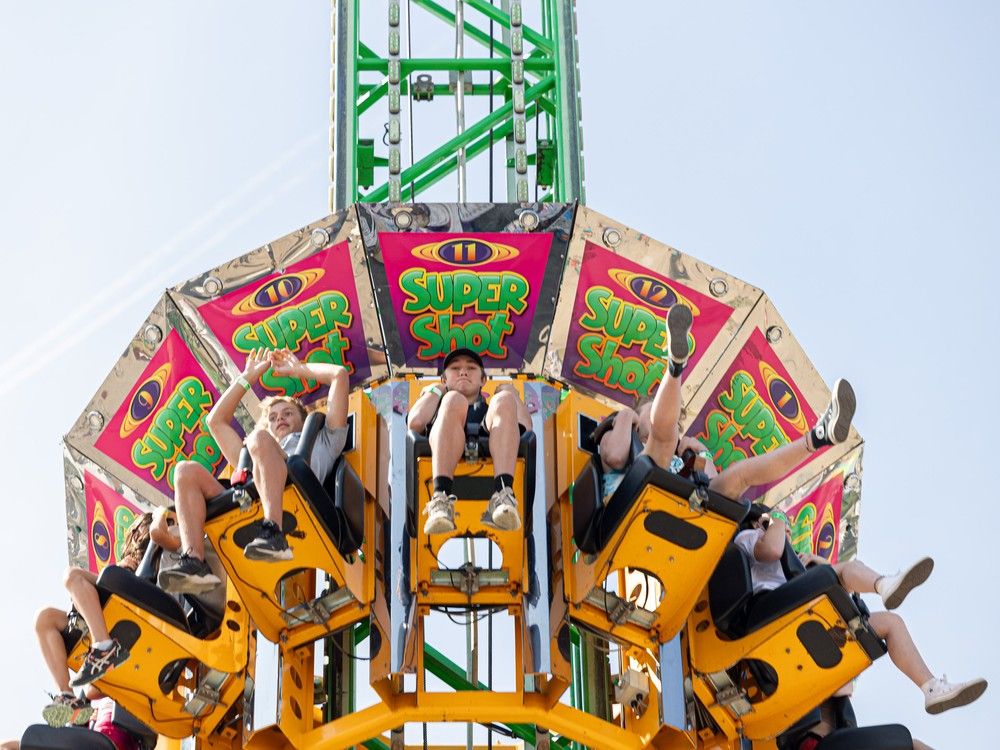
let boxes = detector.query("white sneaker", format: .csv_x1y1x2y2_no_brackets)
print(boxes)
923,675,987,714
877,556,934,610
423,491,457,535
488,486,521,531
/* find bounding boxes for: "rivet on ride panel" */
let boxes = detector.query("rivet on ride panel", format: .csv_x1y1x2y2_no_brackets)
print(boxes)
202,275,223,296
142,324,163,345
310,227,330,247
393,209,413,229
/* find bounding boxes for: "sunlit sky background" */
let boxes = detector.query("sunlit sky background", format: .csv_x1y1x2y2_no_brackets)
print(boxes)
0,2,997,746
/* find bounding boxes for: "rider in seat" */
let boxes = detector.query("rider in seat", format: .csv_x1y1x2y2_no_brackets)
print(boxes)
737,510,986,715
158,348,349,593
407,348,531,534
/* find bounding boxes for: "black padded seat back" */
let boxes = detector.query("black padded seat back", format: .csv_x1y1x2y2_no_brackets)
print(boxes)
133,539,161,583
781,539,807,579
596,455,749,551
776,707,824,750
815,725,914,749
287,453,347,555
324,457,365,553
742,565,842,633
20,726,116,750
96,564,191,633
708,544,754,636
181,592,224,638
111,704,157,750
571,459,603,555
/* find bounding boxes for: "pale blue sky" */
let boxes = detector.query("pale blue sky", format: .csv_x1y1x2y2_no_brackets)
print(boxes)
0,2,997,746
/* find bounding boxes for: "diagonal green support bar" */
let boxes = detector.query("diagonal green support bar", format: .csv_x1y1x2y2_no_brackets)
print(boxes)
365,75,555,202
423,644,572,749
464,0,553,54
410,0,513,58
400,102,540,201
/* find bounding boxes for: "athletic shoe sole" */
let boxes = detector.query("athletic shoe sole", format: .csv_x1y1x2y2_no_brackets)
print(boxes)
666,304,693,364
158,571,223,595
882,556,934,610
926,678,988,715
42,703,72,728
491,505,521,531
828,378,856,444
424,515,457,535
244,545,294,562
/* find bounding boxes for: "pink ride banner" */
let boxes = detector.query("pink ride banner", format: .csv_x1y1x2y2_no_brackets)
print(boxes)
197,241,372,403
84,471,143,574
378,232,553,369
562,241,733,403
688,328,820,501
94,329,226,497
785,477,844,563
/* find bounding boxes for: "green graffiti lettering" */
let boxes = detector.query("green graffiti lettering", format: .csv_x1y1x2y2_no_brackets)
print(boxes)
699,411,748,469
572,335,665,399
276,306,309,350
791,505,816,554
718,371,757,418
401,270,529,315
112,506,137,561
493,273,528,314
709,371,789,461
579,288,612,331
234,291,353,356
400,269,431,313
132,378,215,484
410,311,514,360
578,286,669,356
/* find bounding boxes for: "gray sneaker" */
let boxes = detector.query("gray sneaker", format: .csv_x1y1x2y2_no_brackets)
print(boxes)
666,303,693,366
488,486,521,531
244,520,293,562
423,491,457,534
157,552,222,595
42,692,94,727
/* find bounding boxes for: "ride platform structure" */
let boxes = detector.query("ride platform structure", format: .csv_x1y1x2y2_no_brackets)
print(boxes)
36,3,878,750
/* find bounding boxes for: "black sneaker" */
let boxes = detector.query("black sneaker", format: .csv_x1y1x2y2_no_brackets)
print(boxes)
41,692,94,727
244,520,293,561
157,552,222,594
69,640,129,687
809,378,856,449
666,303,693,374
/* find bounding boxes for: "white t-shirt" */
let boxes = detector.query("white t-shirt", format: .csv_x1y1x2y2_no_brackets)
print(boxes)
734,528,787,594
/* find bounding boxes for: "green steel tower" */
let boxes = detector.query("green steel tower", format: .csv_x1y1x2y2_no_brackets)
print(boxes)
329,0,585,208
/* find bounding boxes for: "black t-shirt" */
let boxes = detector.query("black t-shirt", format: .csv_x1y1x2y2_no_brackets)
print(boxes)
424,392,488,435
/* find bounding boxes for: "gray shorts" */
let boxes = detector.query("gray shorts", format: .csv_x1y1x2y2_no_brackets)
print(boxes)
281,425,349,482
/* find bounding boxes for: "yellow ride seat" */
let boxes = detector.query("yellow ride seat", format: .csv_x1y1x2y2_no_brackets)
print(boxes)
66,544,250,740
405,426,535,607
202,405,374,649
566,411,748,650
687,537,887,742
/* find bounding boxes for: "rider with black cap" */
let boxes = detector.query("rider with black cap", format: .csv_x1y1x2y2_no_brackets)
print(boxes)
407,347,531,534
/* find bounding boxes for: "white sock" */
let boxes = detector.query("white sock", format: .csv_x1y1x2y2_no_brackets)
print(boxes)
92,639,113,651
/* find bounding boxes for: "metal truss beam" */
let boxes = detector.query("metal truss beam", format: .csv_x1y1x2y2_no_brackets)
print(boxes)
330,0,585,207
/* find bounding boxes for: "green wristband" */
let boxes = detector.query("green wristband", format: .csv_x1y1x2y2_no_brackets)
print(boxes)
235,375,252,391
